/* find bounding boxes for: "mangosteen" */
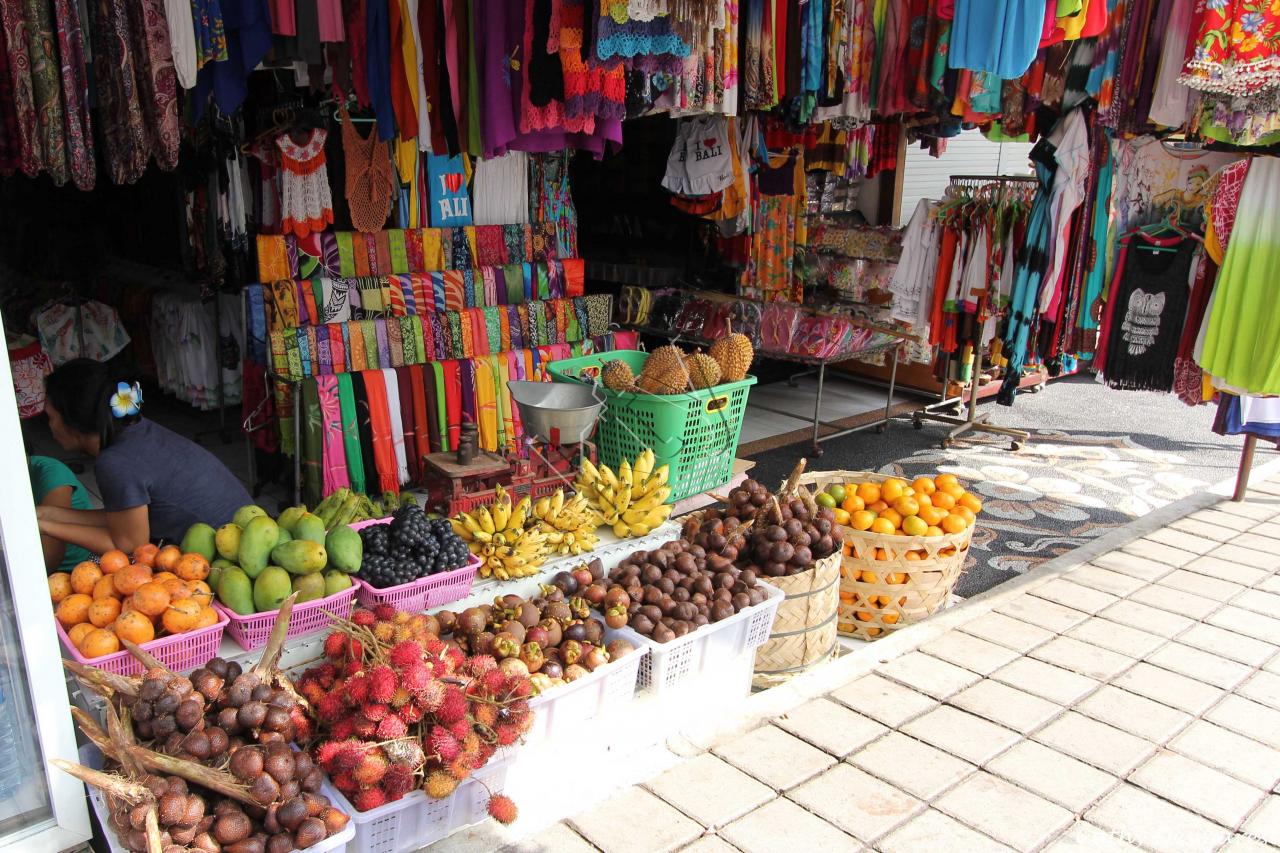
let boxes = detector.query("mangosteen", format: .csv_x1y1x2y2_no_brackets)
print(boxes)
541,660,564,679
552,571,578,594
500,620,527,643
518,603,541,628
563,622,588,643
458,607,487,635
583,583,607,606
606,639,635,659
563,664,590,682
583,619,604,645
571,567,594,588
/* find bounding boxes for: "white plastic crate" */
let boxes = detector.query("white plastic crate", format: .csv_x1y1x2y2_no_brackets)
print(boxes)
328,787,452,853
81,745,355,853
618,581,783,692
450,753,513,828
524,644,645,741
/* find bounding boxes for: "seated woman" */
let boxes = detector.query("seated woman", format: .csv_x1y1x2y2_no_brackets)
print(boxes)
28,454,94,573
36,359,253,554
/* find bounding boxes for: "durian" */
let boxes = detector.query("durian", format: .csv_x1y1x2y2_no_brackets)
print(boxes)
601,359,636,391
636,345,690,394
684,351,721,389
709,323,754,382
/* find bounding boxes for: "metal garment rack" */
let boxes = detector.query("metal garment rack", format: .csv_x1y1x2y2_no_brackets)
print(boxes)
911,174,1036,452
627,323,910,457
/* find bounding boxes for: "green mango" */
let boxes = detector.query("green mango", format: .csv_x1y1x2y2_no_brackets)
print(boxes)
293,513,327,545
180,523,216,562
239,516,280,579
325,526,363,573
270,539,328,575
253,567,292,613
276,527,293,548
211,557,235,569
291,573,326,603
277,505,308,535
214,524,242,562
216,567,254,616
232,505,269,529
323,570,353,597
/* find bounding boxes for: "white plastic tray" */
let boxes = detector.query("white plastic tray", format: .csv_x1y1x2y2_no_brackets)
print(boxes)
524,643,645,742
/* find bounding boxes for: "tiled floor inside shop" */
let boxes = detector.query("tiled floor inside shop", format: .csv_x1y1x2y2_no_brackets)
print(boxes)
436,474,1280,853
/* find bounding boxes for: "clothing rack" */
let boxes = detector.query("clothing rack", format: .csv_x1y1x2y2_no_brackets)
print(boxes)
911,175,1035,451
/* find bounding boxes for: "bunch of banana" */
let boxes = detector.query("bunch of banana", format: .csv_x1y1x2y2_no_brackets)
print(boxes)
450,485,549,580
574,449,673,538
532,489,601,556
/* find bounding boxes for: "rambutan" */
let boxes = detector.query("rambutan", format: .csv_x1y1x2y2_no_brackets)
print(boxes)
427,726,461,762
293,715,314,742
495,723,520,746
369,665,397,703
504,677,532,700
487,794,518,825
301,682,326,706
383,738,425,768
333,740,367,771
373,622,395,642
398,703,424,725
480,668,507,695
314,740,345,767
316,692,346,722
352,608,376,627
376,714,408,739
330,717,357,741
445,646,466,671
445,757,474,781
383,764,414,800
425,638,447,658
437,686,468,724
349,638,365,661
353,788,388,812
317,662,338,682
417,680,446,712
330,771,357,794
390,687,413,708
392,625,413,644
353,751,390,786
373,603,397,622
464,655,497,677
323,632,348,660
424,771,458,799
361,703,390,721
448,719,471,741
461,732,481,757
389,641,422,668
472,703,498,728
353,715,377,738
344,673,370,705
401,662,433,693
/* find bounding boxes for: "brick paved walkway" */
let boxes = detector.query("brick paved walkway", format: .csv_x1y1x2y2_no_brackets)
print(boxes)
452,479,1280,853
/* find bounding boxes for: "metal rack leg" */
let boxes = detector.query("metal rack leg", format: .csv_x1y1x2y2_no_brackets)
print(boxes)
811,362,826,456
877,348,899,434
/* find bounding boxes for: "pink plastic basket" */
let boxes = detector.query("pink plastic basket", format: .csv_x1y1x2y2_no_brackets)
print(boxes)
214,580,362,652
56,608,229,677
354,554,482,612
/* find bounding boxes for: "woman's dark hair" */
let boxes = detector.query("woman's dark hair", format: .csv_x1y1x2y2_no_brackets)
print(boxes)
44,359,141,448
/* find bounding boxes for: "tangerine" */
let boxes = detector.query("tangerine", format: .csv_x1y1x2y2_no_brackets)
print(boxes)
933,473,960,491
860,571,880,583
99,550,129,574
193,606,219,629
174,553,210,582
902,516,928,537
79,628,120,658
854,610,872,622
879,509,903,529
855,482,882,506
88,597,121,628
887,572,910,583
952,506,976,527
832,508,851,526
851,510,876,531
912,477,937,495
958,493,983,514
91,574,117,600
132,543,159,567
882,612,901,625
931,491,957,511
865,626,882,637
162,598,202,634
893,495,920,518
881,479,908,503
113,563,153,596
841,495,865,513
187,580,213,607
154,545,181,572
67,622,95,648
941,483,967,500
55,594,92,628
131,582,171,618
941,514,968,534
113,610,155,645
915,492,933,507
925,526,944,537
70,562,102,595
918,506,947,526
870,518,897,535
868,500,889,514
48,573,72,604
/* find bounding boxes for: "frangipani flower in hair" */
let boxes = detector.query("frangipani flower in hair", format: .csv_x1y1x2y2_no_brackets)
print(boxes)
110,382,143,418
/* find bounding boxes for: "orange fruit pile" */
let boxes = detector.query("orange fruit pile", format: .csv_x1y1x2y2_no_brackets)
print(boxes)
825,474,982,541
49,544,216,660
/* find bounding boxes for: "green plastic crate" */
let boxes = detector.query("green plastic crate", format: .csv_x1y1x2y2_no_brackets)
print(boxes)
548,350,757,503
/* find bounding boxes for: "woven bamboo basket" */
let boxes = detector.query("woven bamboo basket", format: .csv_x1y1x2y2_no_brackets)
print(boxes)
751,551,841,689
798,470,971,641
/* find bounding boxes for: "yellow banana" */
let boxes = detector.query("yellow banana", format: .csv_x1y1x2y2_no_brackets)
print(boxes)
477,506,496,535
492,499,510,531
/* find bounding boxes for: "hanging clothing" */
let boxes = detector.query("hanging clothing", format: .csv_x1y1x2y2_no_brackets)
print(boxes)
949,0,1045,79
341,108,394,233
1182,0,1280,96
277,128,334,237
472,152,530,225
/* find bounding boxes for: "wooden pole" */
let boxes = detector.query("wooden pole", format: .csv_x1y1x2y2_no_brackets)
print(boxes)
1233,434,1258,502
